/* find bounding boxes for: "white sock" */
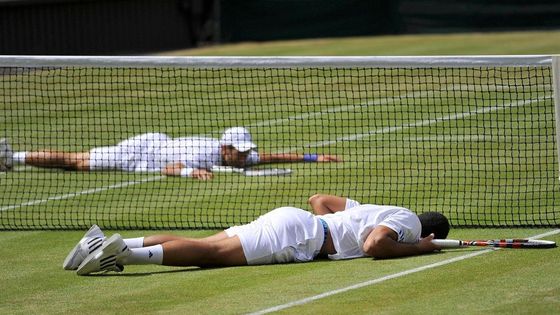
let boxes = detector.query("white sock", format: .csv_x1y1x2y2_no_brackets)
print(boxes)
120,245,164,265
13,152,27,165
123,237,145,249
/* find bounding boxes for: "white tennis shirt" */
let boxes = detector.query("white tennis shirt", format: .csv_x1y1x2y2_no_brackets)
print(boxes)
159,136,260,170
90,133,260,172
318,198,422,260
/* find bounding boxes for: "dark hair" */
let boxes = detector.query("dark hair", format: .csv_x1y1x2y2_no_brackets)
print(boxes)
418,212,450,239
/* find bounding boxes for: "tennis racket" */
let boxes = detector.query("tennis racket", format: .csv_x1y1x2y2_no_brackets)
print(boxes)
432,238,556,249
211,166,292,176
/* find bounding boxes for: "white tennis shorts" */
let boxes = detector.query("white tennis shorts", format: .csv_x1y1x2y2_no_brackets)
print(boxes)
225,207,324,265
89,133,170,172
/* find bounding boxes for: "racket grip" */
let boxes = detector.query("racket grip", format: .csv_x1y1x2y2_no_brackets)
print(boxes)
211,166,245,173
431,239,462,248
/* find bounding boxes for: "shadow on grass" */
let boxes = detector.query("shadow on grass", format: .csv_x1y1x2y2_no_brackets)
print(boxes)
81,264,262,277
81,249,489,277
82,267,204,277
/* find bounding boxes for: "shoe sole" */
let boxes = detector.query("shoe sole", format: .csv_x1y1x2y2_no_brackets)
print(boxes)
62,225,104,270
62,236,104,270
77,234,124,276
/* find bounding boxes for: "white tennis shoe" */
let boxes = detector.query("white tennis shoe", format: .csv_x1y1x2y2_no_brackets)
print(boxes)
62,225,105,270
0,138,13,172
77,233,130,275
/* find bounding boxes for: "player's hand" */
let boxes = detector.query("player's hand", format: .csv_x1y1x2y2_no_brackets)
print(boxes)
191,169,213,180
418,233,441,253
317,155,342,162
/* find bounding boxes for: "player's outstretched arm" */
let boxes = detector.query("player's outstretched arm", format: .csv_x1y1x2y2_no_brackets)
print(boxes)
308,194,347,214
258,153,342,164
161,162,213,180
362,226,441,259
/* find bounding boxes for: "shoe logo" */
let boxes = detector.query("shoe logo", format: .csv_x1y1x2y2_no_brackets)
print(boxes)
148,250,153,258
87,238,103,254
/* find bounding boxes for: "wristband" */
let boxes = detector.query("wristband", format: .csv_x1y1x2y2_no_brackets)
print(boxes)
303,154,319,162
180,167,195,177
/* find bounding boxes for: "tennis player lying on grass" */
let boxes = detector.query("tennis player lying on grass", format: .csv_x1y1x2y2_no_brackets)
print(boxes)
63,194,450,275
0,127,339,179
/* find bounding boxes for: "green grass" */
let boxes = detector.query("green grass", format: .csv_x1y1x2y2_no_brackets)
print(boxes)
1,30,560,314
0,228,558,314
163,30,560,56
1,58,558,228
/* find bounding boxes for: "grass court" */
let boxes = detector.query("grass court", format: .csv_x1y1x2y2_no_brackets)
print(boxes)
1,30,560,314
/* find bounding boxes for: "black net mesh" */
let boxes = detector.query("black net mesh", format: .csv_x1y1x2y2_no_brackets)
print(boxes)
1,62,558,229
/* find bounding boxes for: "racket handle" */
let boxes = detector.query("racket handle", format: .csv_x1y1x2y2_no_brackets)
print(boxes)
431,239,463,248
211,166,244,173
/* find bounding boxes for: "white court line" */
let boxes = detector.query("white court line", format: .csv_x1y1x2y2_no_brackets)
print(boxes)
248,90,437,128
444,84,551,92
0,176,164,212
2,93,551,211
246,84,547,129
282,96,551,152
246,81,548,129
247,229,560,315
402,134,540,142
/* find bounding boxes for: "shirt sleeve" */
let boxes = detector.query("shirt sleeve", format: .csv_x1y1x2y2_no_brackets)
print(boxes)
378,210,421,244
345,198,361,209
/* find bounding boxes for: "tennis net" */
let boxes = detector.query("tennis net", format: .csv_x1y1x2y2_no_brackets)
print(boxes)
1,55,558,229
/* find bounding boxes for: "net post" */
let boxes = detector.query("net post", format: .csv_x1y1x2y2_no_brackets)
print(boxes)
553,56,560,181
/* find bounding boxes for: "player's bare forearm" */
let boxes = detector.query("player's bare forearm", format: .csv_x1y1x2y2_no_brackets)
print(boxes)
308,194,347,214
161,163,213,180
258,153,342,164
363,226,440,259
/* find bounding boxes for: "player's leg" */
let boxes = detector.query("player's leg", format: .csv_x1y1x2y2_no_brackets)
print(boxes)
77,233,246,274
141,231,230,246
123,208,318,267
123,232,245,267
157,235,247,267
200,231,230,243
65,228,231,272
16,151,90,171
